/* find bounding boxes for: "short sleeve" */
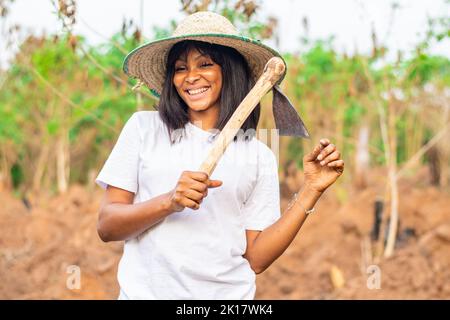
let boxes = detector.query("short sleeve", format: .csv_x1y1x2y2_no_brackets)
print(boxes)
242,145,281,231
95,112,141,193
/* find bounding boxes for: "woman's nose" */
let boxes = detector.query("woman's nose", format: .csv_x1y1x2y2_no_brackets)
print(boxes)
185,68,200,83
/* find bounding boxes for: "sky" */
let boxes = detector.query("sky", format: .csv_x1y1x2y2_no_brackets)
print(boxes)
0,0,448,69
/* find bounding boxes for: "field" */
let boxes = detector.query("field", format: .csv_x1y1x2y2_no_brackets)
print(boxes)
1,166,448,299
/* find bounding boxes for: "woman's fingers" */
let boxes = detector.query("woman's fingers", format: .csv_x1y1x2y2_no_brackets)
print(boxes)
173,171,224,211
189,181,208,193
183,179,222,208
327,159,345,168
186,171,209,182
184,189,205,202
319,150,340,166
304,139,328,161
207,179,223,188
188,179,220,198
304,138,333,162
316,143,336,161
304,139,344,173
180,189,204,210
183,198,201,210
183,171,222,189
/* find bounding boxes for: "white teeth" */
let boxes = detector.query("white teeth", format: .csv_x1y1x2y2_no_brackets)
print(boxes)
188,87,209,95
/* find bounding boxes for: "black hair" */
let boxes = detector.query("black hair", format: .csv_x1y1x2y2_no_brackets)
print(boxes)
156,40,260,143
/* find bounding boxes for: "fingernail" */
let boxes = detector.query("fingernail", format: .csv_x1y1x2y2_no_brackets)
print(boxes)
320,161,325,166
317,154,323,161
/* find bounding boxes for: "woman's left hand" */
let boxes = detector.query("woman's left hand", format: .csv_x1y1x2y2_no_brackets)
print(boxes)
302,138,344,194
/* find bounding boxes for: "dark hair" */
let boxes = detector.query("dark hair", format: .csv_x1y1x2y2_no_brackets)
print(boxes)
157,40,260,143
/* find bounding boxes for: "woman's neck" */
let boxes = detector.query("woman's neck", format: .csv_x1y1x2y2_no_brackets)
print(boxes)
188,104,220,131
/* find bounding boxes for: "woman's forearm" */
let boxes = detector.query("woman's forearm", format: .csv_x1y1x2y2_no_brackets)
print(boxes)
246,185,323,273
97,192,174,242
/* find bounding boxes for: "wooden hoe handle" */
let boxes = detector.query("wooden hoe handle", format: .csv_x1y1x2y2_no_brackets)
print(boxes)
198,57,286,176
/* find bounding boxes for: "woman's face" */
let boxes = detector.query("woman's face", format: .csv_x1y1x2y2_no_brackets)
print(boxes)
173,47,222,113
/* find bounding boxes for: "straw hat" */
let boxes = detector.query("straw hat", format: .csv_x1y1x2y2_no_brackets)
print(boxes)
123,11,286,97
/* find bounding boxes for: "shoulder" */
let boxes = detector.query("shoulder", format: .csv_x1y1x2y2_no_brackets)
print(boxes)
129,110,160,127
116,111,164,143
127,110,164,134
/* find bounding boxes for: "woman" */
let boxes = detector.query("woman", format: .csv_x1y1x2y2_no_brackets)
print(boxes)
96,12,344,299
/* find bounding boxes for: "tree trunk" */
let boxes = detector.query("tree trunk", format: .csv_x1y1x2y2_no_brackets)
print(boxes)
32,143,50,193
438,100,449,187
56,133,70,194
384,99,399,258
0,144,12,192
354,125,370,189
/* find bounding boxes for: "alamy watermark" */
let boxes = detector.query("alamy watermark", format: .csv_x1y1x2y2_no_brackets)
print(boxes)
366,264,381,290
66,265,81,290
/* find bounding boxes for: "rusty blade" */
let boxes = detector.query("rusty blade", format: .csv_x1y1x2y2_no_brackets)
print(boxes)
272,85,310,138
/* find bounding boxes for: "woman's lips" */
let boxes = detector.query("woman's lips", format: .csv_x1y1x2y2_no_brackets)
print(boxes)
184,86,211,101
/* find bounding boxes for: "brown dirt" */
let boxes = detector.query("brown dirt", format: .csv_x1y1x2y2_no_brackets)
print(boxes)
0,166,449,299
0,185,121,299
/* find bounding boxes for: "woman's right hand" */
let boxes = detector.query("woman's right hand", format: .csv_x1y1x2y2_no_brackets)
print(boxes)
167,171,223,212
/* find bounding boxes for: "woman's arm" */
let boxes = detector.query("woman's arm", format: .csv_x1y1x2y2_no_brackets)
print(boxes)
97,186,174,242
244,138,344,274
97,171,222,242
243,184,321,274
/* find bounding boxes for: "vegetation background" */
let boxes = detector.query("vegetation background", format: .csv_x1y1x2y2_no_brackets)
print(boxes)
0,0,449,299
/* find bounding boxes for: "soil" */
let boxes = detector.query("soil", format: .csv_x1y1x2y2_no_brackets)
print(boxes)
0,166,449,299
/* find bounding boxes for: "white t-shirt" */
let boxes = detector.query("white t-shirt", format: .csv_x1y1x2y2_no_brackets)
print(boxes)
95,111,281,299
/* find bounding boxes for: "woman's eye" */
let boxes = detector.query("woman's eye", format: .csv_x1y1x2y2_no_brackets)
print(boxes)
175,66,186,71
201,62,213,67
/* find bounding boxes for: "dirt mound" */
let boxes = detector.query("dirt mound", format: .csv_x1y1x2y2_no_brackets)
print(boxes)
0,185,122,299
0,166,449,299
255,166,450,299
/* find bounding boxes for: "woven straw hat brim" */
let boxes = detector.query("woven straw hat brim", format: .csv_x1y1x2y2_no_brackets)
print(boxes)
123,33,286,98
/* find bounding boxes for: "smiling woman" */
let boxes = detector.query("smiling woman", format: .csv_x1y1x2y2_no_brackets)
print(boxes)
158,40,261,142
95,11,344,300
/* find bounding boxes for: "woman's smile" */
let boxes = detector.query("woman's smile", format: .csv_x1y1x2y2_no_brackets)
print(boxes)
184,86,211,100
